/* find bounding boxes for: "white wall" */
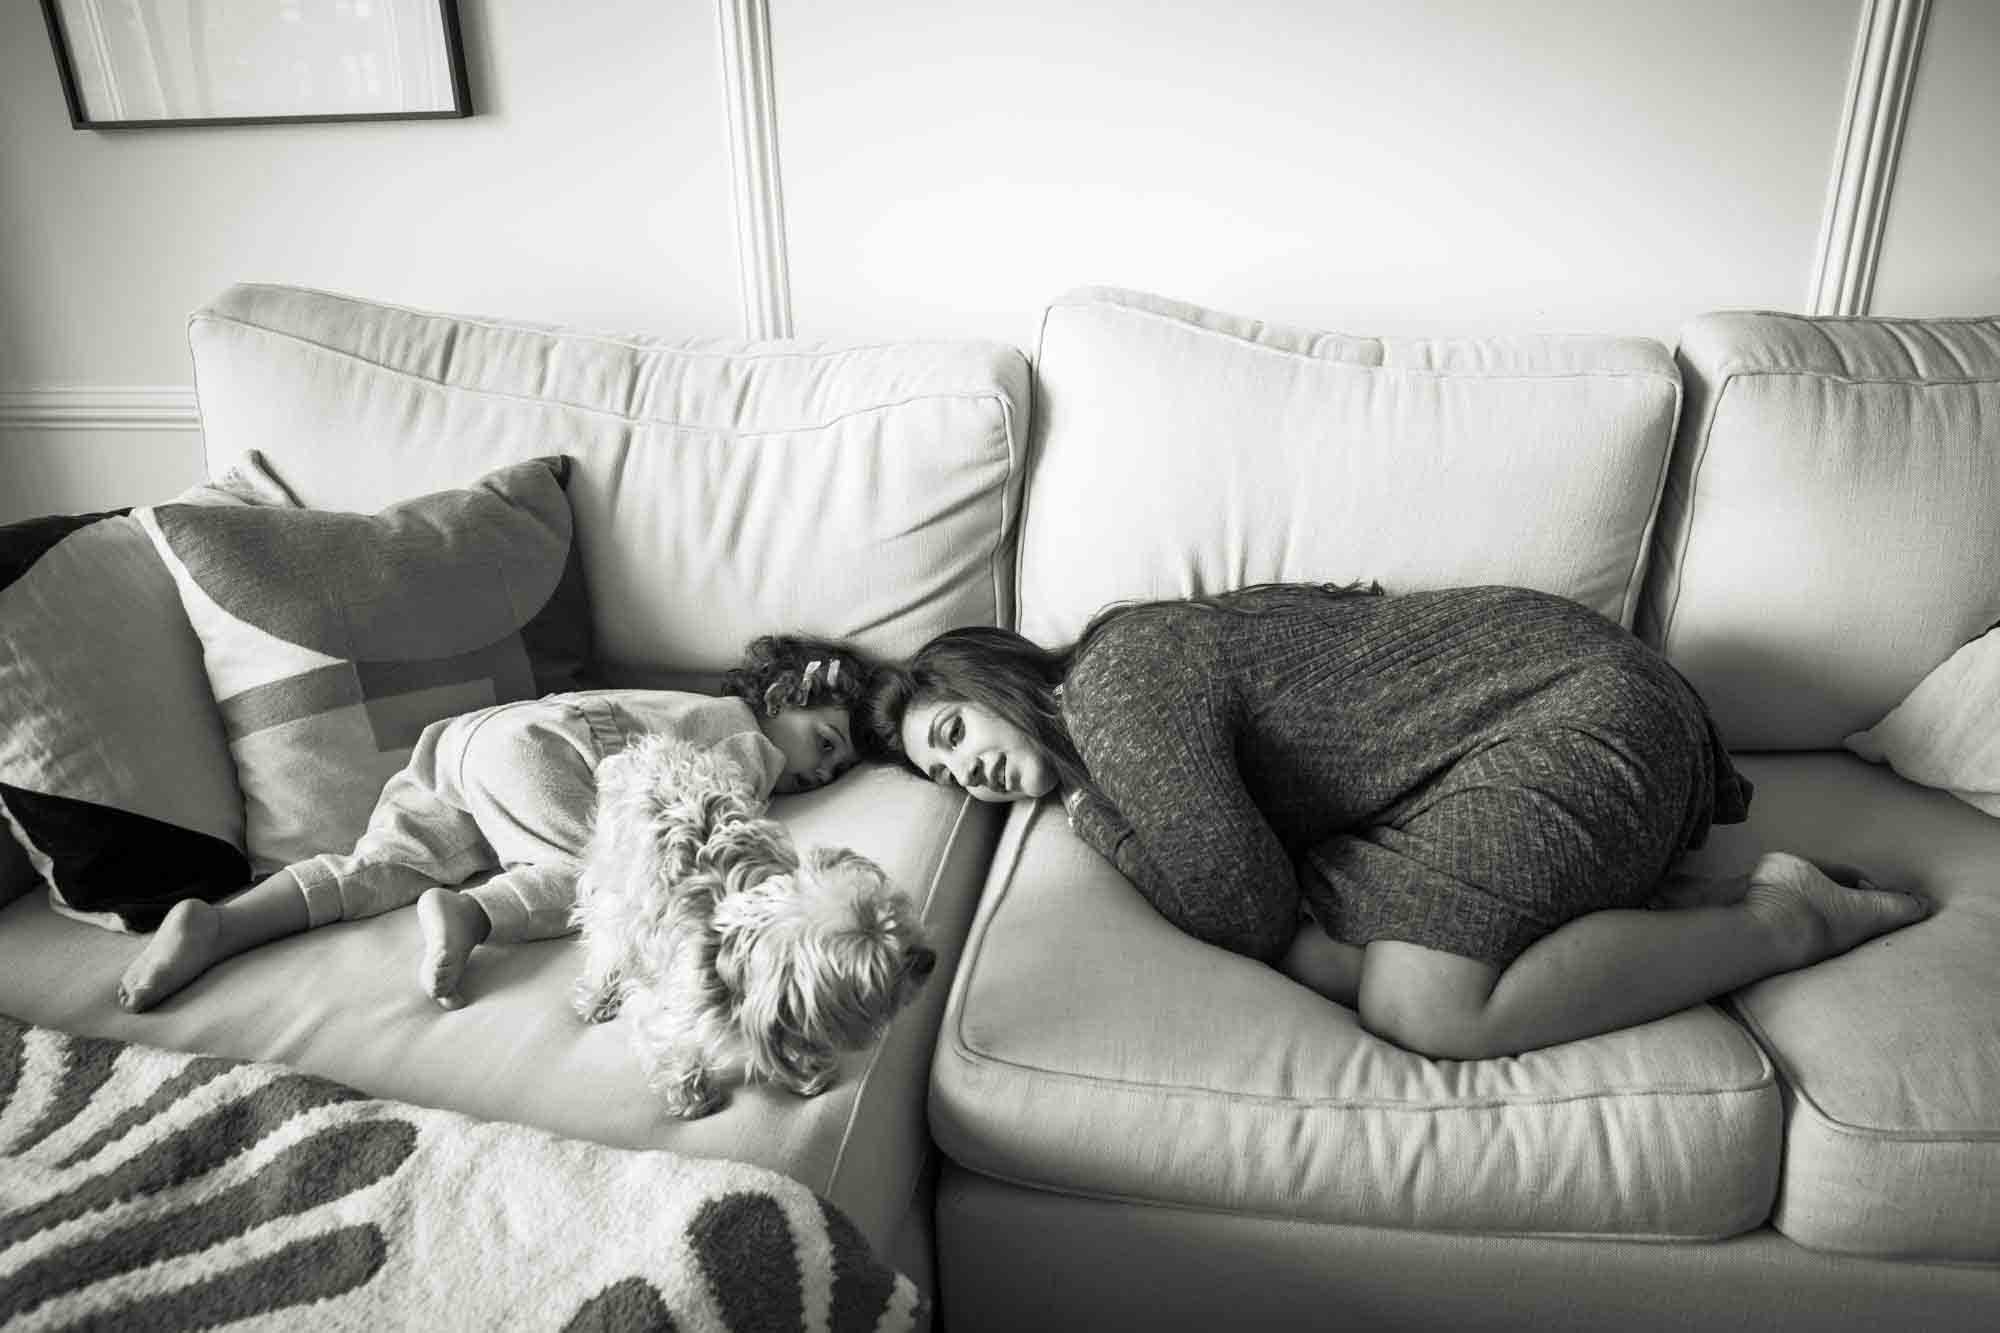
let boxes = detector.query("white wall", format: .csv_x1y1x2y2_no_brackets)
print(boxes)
774,0,1860,349
3,0,1996,523
0,0,737,520
1870,0,2000,316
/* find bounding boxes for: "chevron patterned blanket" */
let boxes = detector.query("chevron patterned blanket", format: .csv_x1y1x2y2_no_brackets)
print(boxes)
0,1016,922,1332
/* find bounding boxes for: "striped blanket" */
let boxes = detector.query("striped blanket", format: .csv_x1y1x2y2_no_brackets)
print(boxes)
0,1016,922,1332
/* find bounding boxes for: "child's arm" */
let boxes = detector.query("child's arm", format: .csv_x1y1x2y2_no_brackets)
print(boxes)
711,729,788,803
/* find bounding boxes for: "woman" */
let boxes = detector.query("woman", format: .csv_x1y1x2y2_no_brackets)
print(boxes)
861,583,1927,1059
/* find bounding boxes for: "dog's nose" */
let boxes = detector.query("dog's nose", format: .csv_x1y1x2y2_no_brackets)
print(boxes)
909,947,937,981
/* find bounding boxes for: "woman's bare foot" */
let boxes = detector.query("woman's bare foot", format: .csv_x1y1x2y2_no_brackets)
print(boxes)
1743,851,1929,969
119,899,224,1011
416,887,490,1010
1655,858,1881,910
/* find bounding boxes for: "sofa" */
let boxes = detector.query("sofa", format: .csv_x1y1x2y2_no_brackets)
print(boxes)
3,283,1996,1329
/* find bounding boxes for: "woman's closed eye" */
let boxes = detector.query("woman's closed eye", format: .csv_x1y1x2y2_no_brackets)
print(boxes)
943,714,964,748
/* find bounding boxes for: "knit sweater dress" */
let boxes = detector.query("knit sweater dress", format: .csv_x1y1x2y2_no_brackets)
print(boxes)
1058,585,1752,968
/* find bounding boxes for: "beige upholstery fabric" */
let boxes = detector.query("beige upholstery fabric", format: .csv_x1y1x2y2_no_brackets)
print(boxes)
1642,312,2000,750
1015,286,1681,645
931,802,1781,1240
935,1168,2000,1333
189,284,1031,674
1684,753,2000,1262
0,767,1002,1257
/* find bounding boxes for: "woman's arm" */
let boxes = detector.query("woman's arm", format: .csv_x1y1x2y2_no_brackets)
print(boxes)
1063,651,1301,963
1062,785,1150,884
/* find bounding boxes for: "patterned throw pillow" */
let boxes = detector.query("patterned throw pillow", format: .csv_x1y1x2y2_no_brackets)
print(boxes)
0,455,294,931
138,455,596,875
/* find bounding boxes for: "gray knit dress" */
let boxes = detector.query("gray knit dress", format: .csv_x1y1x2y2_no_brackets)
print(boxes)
1058,585,1752,968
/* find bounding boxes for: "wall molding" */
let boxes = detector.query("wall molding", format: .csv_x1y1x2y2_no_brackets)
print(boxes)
1809,0,1931,317
0,387,199,431
715,0,794,340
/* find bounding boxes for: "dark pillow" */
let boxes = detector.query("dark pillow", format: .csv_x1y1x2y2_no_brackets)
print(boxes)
0,454,295,930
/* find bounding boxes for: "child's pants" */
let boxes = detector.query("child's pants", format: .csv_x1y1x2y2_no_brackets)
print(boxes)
286,691,776,943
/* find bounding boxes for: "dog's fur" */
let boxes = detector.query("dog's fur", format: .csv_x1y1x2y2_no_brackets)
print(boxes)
570,733,936,1118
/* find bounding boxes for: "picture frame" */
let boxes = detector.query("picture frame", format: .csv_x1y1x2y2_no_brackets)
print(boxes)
40,0,472,130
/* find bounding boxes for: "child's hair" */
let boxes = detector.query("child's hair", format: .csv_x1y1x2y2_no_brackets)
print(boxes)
722,633,880,737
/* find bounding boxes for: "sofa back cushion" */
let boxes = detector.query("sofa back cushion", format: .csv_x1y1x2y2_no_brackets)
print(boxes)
1641,313,2000,750
189,285,1031,680
1014,287,1682,647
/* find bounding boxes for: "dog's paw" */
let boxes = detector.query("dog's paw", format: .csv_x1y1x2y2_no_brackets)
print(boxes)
571,978,624,1024
659,1070,724,1119
781,1064,837,1099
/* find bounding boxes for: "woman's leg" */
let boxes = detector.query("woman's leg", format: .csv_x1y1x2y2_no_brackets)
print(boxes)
119,869,309,1012
1280,926,1366,1007
1355,853,1928,1059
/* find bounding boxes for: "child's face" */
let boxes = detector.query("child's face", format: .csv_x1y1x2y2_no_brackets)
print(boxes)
761,704,859,794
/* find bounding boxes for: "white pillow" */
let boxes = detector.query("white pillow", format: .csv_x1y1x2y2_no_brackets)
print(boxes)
1844,625,2000,817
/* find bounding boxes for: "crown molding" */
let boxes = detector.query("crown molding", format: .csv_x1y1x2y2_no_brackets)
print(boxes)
1809,0,1932,317
716,0,795,340
0,387,200,431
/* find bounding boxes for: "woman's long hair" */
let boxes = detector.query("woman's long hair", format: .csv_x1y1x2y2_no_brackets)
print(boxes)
859,580,1380,798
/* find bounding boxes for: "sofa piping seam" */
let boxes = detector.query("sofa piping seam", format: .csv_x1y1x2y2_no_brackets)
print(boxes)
942,1038,1777,1112
216,282,1012,361
191,313,1013,438
1705,367,2000,388
983,370,1027,631
941,1163,1768,1246
1655,370,1732,654
1045,298,1681,385
1730,997,2000,1144
823,792,978,1203
1621,373,1683,630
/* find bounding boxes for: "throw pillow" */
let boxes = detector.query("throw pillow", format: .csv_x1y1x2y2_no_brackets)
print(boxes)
1844,622,2000,817
0,453,296,931
138,455,596,875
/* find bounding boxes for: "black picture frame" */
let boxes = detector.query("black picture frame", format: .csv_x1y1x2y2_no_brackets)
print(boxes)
40,0,472,130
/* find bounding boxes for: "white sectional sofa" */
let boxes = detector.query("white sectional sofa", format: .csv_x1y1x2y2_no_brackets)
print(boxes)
3,284,1996,1329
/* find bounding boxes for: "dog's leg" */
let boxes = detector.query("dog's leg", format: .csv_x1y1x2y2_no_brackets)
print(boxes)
655,1054,724,1119
572,966,625,1023
777,1055,838,1100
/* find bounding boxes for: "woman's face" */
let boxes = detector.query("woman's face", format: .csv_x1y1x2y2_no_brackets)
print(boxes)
900,697,1055,803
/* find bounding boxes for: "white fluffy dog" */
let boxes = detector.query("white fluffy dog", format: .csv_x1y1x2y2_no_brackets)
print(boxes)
570,733,936,1118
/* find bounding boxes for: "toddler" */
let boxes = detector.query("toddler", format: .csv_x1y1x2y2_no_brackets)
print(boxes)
119,635,877,1012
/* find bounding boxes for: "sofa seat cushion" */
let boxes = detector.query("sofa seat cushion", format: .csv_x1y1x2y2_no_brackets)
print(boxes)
932,803,1782,1239
0,766,1001,1255
1684,753,2000,1262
